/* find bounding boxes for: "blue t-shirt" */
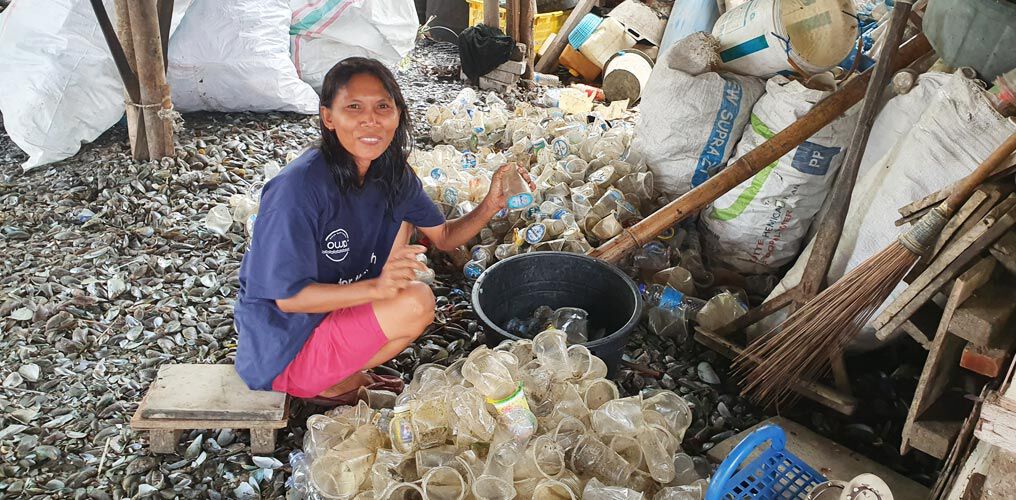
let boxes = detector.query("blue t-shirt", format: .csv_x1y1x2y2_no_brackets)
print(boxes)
234,148,445,390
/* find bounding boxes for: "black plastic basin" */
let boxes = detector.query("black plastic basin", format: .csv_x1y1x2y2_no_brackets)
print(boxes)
471,252,643,376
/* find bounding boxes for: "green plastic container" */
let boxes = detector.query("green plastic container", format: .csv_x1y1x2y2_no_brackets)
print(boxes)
923,0,1016,81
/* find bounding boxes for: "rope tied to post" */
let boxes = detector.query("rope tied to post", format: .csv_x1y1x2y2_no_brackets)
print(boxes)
125,99,185,133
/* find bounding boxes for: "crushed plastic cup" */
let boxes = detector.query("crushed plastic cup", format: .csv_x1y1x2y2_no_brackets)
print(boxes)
639,426,677,483
607,435,644,471
229,193,259,224
450,389,496,443
416,445,460,476
519,360,554,404
580,378,620,411
549,308,589,344
551,417,587,452
582,477,644,499
696,291,748,332
569,435,635,486
533,479,577,500
310,447,375,499
533,329,572,379
421,465,467,500
411,391,452,449
409,363,450,396
504,165,535,211
514,434,567,480
204,204,233,235
671,453,701,486
591,213,623,241
515,477,541,498
382,481,427,500
642,391,693,442
565,344,593,380
591,395,645,436
369,449,403,495
653,266,696,297
654,479,709,500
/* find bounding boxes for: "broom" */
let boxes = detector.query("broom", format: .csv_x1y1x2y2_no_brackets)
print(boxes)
734,131,1016,408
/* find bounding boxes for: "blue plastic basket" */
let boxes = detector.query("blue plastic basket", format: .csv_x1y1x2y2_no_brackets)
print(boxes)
706,425,827,500
568,13,603,50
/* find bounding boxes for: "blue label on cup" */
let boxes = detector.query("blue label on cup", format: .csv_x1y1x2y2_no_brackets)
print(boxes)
462,151,477,169
552,209,568,219
531,138,548,152
552,138,569,159
430,168,446,181
644,241,665,254
507,193,534,210
442,188,458,205
525,224,547,244
495,208,509,219
658,287,685,311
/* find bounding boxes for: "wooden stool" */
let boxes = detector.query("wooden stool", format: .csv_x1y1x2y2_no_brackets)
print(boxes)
131,364,289,455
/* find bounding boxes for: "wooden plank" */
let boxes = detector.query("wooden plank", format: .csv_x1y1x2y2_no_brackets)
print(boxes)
694,328,857,415
931,384,990,498
982,449,1016,498
900,331,966,456
534,0,597,74
949,279,1016,346
875,197,1016,339
250,428,277,455
150,429,181,454
990,230,1016,276
977,394,1016,454
706,417,930,500
895,164,1016,222
909,418,963,459
140,364,287,421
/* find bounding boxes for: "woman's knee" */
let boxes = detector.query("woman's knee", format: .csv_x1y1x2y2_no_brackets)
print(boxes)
375,281,435,340
401,281,436,326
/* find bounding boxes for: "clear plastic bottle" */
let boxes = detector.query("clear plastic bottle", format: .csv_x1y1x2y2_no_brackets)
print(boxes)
286,451,313,497
640,284,707,320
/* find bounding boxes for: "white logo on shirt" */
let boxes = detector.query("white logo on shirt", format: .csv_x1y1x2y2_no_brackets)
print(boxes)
322,228,351,262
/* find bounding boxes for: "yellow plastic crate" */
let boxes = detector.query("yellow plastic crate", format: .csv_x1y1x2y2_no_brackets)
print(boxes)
466,0,569,50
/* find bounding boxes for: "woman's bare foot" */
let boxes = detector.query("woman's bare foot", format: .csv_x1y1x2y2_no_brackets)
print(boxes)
318,371,372,398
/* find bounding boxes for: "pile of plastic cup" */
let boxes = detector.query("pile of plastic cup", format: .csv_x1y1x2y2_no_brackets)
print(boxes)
412,89,657,281
293,330,709,499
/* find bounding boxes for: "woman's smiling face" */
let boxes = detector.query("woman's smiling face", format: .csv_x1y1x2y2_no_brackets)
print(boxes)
320,72,400,172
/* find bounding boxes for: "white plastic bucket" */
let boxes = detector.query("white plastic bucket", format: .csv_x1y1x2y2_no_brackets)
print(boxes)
711,0,858,77
579,17,638,68
602,49,654,106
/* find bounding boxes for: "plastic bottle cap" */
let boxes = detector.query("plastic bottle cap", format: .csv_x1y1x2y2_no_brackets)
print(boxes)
568,13,603,50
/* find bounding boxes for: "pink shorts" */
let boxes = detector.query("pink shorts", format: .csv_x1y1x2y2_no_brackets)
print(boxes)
271,303,388,398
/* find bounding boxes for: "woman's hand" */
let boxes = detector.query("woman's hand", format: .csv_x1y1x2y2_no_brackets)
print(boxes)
481,162,537,212
371,245,427,300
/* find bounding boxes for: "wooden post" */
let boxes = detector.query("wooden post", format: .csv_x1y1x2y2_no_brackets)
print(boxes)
113,0,148,160
484,0,499,29
506,0,520,40
127,0,175,159
519,0,535,78
534,0,596,74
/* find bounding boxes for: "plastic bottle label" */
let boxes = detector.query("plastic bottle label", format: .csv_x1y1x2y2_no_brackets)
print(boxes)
507,193,534,210
525,224,547,244
488,383,538,441
464,261,484,280
658,287,685,311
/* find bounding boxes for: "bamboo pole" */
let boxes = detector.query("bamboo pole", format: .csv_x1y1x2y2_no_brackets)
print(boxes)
588,33,934,263
127,0,175,159
112,0,148,160
484,0,499,28
519,0,535,78
534,0,596,74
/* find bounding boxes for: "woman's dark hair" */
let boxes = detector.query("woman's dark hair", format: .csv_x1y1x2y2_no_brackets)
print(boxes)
318,57,414,218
